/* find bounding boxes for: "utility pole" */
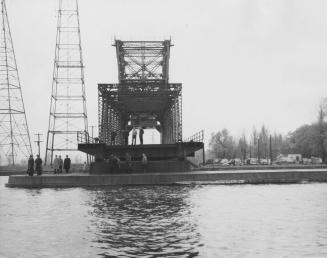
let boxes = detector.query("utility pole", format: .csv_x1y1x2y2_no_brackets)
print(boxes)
249,139,252,159
34,133,43,156
257,138,260,163
269,135,273,165
89,125,95,141
88,125,95,163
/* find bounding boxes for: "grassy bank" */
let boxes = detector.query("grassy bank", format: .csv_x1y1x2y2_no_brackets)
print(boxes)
199,164,327,171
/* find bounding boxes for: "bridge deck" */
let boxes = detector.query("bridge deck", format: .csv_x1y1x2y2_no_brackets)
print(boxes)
78,142,204,161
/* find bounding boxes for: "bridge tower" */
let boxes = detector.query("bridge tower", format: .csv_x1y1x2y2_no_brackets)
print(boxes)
78,40,204,171
0,0,32,165
98,40,182,145
45,0,88,165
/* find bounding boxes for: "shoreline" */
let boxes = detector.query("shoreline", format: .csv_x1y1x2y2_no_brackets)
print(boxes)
5,168,327,188
2,164,327,176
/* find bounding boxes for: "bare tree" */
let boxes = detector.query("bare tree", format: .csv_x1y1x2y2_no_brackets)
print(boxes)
208,129,236,159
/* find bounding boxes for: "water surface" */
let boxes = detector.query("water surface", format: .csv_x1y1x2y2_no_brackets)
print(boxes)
0,177,326,257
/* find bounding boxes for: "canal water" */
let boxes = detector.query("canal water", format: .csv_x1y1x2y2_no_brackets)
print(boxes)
0,177,326,258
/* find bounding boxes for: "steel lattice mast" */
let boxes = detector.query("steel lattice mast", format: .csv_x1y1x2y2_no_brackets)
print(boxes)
45,0,88,165
0,0,32,165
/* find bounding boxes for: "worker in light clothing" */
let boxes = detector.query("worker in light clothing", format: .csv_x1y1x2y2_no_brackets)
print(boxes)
83,161,87,172
132,128,137,145
53,155,59,174
58,155,63,173
141,153,148,173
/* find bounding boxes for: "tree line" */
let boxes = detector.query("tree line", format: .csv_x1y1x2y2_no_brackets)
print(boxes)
208,107,327,163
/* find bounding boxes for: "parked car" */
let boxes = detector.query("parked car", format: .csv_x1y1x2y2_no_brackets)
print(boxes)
275,154,294,164
287,154,302,163
234,158,242,166
228,158,243,166
205,159,214,165
259,159,269,165
302,158,311,165
220,159,229,166
246,158,258,165
228,159,234,166
311,157,322,164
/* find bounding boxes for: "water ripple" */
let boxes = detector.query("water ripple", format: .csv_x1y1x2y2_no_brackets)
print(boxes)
87,186,201,257
1,177,327,257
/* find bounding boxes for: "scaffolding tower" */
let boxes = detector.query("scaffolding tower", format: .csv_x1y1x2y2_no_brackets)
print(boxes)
98,40,182,145
45,0,88,165
0,0,32,165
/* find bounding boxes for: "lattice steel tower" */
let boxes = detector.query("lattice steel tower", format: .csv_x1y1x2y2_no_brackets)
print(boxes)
0,0,32,165
45,0,88,165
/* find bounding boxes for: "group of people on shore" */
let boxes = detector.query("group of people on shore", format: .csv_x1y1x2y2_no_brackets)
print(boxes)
26,154,71,176
27,154,43,176
53,155,71,174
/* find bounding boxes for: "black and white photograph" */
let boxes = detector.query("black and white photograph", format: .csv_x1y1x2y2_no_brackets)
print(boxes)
0,0,327,257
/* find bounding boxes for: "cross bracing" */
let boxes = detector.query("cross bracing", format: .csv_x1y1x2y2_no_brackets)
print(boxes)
0,0,32,165
99,40,182,145
45,0,88,165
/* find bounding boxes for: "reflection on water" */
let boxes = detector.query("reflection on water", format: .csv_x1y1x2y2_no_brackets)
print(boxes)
0,176,327,257
88,187,201,257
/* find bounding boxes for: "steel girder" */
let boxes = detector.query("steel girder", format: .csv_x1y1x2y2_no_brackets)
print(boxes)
99,40,182,145
114,40,171,84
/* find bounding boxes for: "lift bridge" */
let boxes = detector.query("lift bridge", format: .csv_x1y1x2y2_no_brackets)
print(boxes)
78,40,204,172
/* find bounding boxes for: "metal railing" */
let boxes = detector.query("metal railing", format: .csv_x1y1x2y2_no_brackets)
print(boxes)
184,129,204,142
77,131,98,144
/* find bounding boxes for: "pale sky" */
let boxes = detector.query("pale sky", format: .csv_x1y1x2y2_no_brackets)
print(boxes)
6,0,327,154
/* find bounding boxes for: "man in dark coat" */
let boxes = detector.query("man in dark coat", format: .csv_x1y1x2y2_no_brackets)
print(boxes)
122,129,129,145
111,131,117,145
35,154,42,176
139,128,144,145
112,155,120,173
27,155,34,176
63,155,71,173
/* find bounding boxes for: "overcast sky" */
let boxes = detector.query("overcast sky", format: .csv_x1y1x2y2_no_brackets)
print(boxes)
6,0,327,152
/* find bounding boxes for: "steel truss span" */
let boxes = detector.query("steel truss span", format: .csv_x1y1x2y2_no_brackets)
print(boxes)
98,39,182,145
114,40,172,83
45,0,88,165
0,0,32,165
